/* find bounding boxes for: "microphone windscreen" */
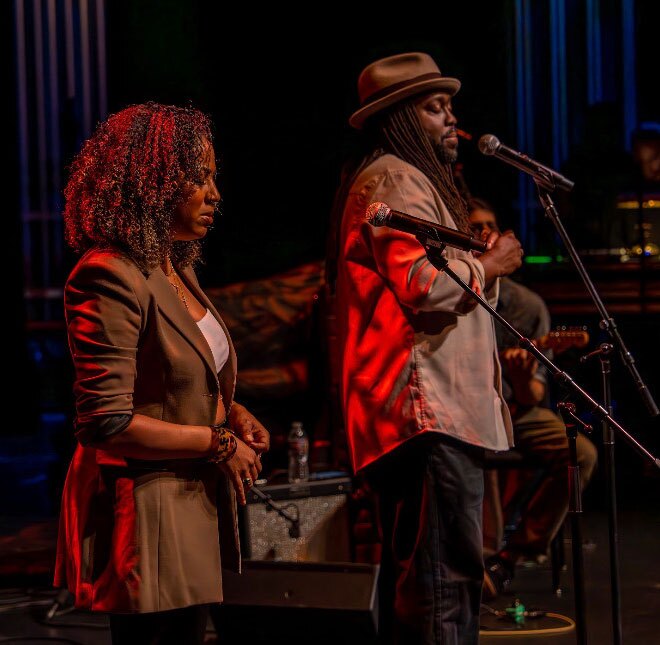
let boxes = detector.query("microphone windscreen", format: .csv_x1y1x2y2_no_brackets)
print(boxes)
478,134,500,155
365,202,391,226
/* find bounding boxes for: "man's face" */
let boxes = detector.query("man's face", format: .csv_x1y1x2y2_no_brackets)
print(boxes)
468,207,500,239
413,91,458,163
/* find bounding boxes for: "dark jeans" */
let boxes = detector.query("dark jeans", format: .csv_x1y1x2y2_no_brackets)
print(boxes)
108,604,209,645
365,433,485,645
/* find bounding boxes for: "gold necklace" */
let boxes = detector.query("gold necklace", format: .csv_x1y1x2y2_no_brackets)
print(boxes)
166,258,189,310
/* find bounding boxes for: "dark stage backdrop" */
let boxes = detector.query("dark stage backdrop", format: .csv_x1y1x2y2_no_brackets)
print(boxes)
104,1,660,283
105,2,516,286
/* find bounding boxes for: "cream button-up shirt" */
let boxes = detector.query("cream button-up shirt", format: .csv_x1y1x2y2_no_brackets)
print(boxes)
336,154,513,472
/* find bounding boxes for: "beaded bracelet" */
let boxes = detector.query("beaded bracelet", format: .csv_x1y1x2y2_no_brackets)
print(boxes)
207,423,238,464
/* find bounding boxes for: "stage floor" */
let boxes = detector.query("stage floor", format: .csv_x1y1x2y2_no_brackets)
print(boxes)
0,504,658,644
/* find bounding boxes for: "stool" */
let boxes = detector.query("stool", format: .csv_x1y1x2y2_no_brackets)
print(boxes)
483,448,566,595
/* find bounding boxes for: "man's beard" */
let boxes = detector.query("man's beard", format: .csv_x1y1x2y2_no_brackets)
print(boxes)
432,140,458,165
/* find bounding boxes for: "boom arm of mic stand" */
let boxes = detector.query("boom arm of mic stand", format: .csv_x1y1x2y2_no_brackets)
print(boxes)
535,183,659,417
250,485,301,538
418,235,660,469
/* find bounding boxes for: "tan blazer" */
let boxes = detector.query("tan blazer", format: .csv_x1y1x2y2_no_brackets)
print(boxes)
54,247,241,613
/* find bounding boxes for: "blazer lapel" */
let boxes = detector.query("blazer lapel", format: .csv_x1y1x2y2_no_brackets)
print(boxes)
180,266,238,405
148,268,219,381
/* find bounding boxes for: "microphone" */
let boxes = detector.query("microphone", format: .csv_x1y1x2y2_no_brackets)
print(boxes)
366,202,487,253
478,134,574,192
288,517,301,539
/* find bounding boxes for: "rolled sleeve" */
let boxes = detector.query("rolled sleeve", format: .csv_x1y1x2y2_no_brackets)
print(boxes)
65,255,142,432
363,168,485,313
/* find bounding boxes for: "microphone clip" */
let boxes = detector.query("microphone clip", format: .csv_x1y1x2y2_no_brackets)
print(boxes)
557,401,593,435
420,236,447,251
418,236,449,268
579,343,614,364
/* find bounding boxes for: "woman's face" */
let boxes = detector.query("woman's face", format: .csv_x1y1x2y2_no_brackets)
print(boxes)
171,140,220,241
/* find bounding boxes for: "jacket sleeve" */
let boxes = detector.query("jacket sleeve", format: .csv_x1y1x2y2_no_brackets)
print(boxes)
65,255,143,445
361,167,486,314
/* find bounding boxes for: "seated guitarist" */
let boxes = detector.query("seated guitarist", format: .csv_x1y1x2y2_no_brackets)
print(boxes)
468,197,598,598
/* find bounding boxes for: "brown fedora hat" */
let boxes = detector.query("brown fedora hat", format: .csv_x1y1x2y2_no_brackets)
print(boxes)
349,52,461,130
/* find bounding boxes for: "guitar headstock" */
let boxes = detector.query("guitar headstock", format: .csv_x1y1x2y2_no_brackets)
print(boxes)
535,326,590,354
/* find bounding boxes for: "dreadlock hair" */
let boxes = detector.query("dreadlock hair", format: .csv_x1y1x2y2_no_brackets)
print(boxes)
325,95,471,292
325,142,385,293
379,101,471,233
63,101,214,273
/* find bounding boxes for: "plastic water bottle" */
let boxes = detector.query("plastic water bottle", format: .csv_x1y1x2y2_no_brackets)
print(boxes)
287,421,309,483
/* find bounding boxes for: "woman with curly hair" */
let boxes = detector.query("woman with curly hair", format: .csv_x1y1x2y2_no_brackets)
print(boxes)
54,102,270,644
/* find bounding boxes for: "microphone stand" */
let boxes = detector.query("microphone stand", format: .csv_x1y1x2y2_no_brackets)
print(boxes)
417,236,660,645
580,343,622,645
535,185,659,417
535,184,659,645
250,485,301,538
556,401,592,645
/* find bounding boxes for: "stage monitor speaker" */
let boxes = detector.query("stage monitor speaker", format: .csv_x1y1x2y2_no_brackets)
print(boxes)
241,475,352,562
212,560,379,645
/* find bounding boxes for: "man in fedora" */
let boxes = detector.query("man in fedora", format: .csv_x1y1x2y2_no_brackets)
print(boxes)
326,52,523,643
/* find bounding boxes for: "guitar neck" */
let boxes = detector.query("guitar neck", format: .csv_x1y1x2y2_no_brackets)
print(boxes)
534,329,589,354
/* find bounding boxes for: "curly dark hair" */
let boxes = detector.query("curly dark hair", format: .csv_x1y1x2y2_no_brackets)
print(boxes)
63,101,215,272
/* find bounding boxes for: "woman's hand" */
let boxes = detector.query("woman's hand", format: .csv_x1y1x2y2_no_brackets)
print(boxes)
219,437,262,506
228,403,270,454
